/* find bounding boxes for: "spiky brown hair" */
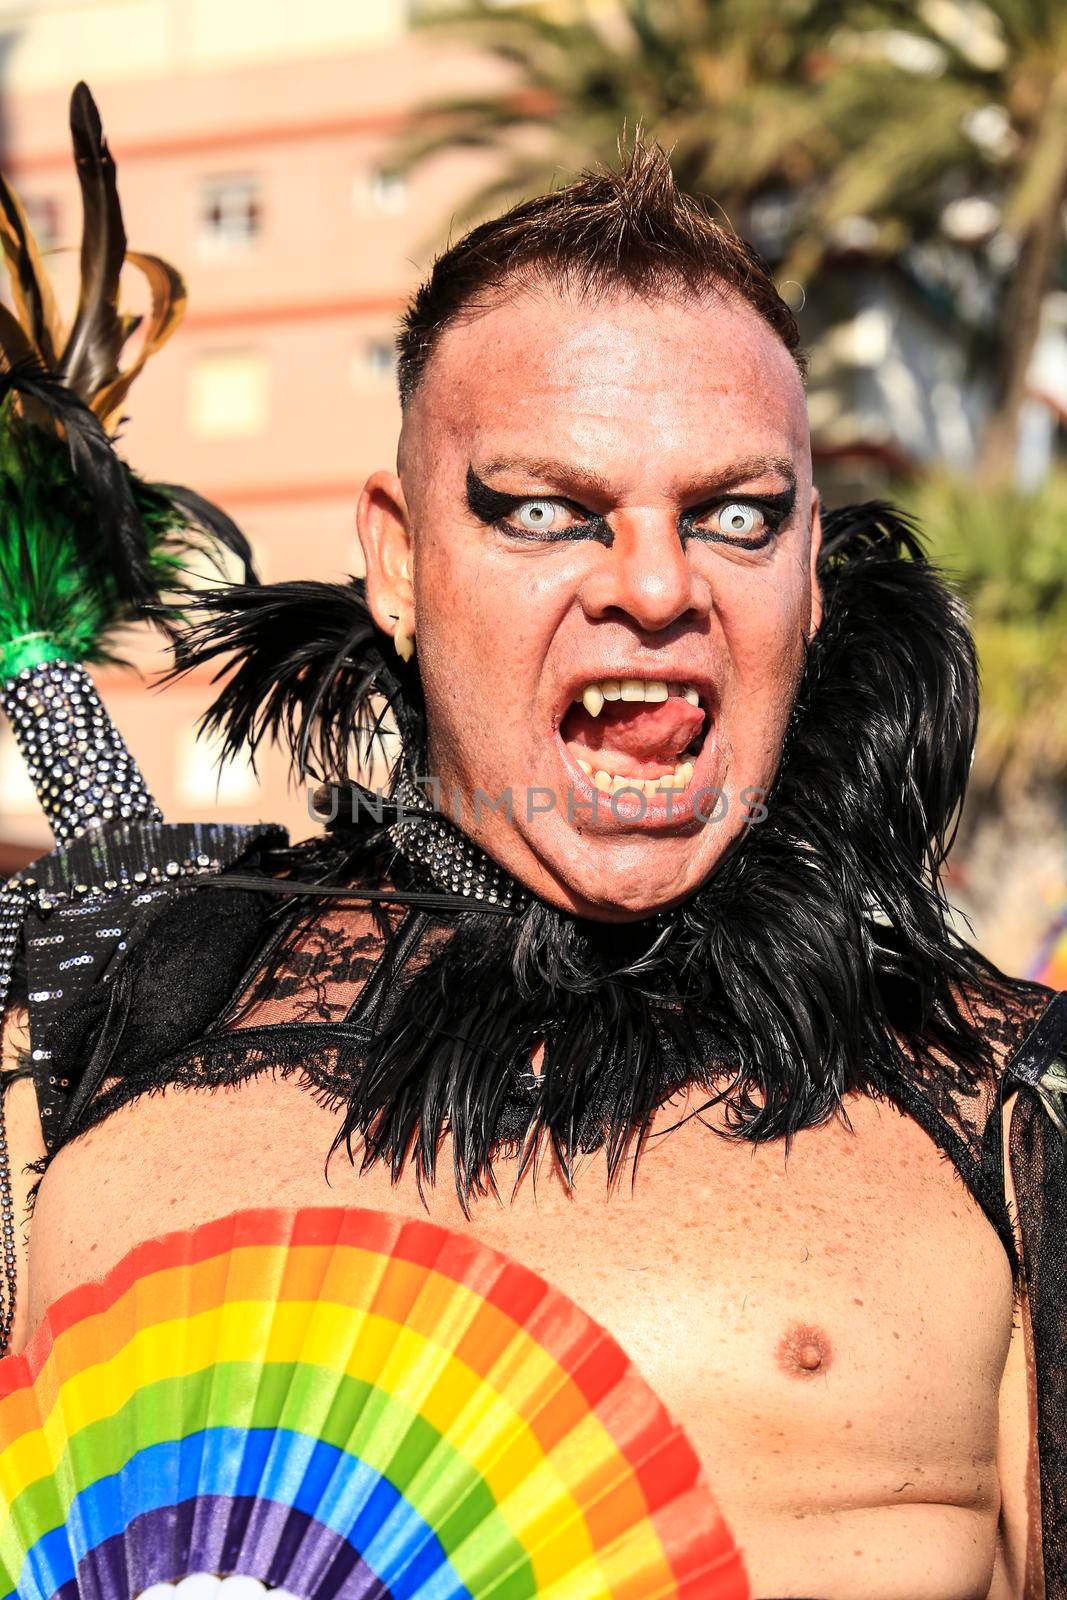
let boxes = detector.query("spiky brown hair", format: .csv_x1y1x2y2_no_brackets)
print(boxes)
397,136,804,406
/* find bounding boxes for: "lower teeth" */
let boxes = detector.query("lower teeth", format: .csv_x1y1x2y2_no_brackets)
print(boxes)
575,759,693,795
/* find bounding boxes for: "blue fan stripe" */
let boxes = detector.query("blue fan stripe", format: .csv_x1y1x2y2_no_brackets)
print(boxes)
10,1429,474,1600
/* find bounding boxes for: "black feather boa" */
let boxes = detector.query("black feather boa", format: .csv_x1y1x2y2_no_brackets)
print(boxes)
54,501,1022,1204
320,504,1010,1201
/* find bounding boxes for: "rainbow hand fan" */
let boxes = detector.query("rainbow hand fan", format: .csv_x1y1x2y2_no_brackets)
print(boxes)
0,1208,749,1599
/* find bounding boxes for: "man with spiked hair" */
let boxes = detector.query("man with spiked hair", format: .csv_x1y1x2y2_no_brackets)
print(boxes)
4,139,1067,1599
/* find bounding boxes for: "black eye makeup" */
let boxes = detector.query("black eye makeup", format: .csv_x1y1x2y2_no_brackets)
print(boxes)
465,467,613,545
681,486,797,550
465,466,796,551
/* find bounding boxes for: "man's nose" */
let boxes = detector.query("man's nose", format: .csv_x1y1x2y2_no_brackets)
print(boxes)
577,510,712,631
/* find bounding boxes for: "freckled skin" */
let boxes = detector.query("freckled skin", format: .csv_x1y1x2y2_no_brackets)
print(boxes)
22,1058,1022,1596
356,283,822,920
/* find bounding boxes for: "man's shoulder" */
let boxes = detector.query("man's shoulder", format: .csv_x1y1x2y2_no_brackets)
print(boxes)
15,826,402,1153
976,974,1067,1127
20,824,395,1066
890,969,1060,1146
931,970,1067,1162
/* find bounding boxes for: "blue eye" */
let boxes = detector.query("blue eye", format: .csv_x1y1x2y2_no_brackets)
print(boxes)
515,500,560,531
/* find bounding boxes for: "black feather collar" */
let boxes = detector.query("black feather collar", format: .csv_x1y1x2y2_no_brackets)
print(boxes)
224,503,1017,1205
56,503,1023,1209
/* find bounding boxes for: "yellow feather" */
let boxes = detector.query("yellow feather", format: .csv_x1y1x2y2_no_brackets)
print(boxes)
0,177,64,368
91,251,187,432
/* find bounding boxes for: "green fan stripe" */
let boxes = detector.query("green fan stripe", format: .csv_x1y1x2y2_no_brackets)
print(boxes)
2,1362,544,1596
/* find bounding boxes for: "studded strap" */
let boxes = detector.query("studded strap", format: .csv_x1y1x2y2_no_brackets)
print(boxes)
386,774,528,910
0,1073,17,1354
1,659,162,844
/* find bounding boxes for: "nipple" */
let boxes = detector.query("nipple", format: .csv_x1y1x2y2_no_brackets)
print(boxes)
776,1323,833,1379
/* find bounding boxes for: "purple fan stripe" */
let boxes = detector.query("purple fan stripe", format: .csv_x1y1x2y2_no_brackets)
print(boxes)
54,1497,395,1600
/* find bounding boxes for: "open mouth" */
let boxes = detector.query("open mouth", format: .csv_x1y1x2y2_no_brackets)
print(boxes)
558,677,710,797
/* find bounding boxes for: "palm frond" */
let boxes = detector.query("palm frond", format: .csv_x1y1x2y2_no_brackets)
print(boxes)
895,470,1067,797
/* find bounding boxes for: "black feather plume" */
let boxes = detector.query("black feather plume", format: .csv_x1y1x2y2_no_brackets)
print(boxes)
58,81,127,403
159,577,421,785
82,500,1028,1213
154,483,258,586
0,357,153,602
315,502,996,1200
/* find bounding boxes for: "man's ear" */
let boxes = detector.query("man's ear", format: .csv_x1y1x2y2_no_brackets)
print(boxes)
356,470,415,637
808,486,824,640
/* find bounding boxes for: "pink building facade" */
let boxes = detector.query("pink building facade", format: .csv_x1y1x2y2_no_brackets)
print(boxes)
0,4,504,858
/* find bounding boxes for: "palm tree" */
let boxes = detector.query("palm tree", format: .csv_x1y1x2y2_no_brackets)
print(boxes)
405,0,847,235
897,470,1067,801
407,0,1067,483
805,0,1067,482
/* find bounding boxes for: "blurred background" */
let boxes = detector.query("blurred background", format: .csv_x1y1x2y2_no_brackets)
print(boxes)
0,0,1064,982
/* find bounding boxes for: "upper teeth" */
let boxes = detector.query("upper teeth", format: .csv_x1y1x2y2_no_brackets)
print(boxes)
579,680,700,717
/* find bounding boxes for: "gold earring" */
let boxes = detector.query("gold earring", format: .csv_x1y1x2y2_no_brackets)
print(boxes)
393,620,415,663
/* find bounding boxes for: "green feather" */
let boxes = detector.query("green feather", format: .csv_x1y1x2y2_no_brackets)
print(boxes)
0,408,221,678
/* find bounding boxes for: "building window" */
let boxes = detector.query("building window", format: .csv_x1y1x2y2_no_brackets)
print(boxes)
188,349,270,438
353,165,408,216
21,196,60,251
198,174,262,256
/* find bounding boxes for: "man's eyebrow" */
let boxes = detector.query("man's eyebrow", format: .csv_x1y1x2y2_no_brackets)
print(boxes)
684,456,798,498
473,454,797,502
476,457,614,501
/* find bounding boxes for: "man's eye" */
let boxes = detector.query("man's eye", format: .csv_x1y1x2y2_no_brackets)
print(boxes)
511,499,565,532
712,502,766,539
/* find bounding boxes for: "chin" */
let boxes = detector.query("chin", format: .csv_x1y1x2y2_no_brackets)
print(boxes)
521,818,746,923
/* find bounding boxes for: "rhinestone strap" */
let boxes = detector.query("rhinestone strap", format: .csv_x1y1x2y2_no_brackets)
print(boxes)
0,1054,17,1355
1,656,165,1355
1,660,161,845
0,874,31,1355
387,775,527,911
0,889,22,1026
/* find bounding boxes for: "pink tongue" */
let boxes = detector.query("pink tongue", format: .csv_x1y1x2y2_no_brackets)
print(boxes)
562,697,704,766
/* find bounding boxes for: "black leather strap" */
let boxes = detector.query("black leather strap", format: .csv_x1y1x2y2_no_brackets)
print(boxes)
1006,991,1067,1089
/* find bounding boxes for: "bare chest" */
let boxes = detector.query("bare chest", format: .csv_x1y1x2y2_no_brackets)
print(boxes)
28,1077,1013,1505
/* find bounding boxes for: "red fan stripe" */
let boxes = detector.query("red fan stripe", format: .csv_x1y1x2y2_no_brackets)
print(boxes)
1,1206,719,1560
